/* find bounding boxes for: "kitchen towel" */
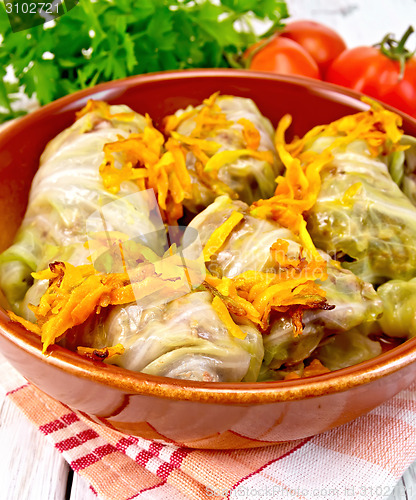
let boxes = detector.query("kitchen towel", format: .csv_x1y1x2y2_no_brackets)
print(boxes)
0,357,415,500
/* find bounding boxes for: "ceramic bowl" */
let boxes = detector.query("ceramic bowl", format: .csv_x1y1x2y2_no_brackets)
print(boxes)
0,69,415,449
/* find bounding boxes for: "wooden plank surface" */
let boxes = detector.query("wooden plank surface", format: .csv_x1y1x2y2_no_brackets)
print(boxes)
391,466,416,500
0,354,97,500
0,388,70,500
69,472,97,500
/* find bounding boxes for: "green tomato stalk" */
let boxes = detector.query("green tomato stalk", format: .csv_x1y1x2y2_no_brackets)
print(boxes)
376,25,415,80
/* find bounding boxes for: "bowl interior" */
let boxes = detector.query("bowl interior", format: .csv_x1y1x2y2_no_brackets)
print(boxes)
1,69,416,401
0,69,376,251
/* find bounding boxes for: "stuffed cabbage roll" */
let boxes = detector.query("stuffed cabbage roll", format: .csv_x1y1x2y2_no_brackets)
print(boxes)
377,278,416,339
296,105,416,284
187,195,383,373
188,194,300,276
163,93,281,212
262,262,383,374
389,135,416,206
63,290,264,382
0,102,161,314
313,328,382,371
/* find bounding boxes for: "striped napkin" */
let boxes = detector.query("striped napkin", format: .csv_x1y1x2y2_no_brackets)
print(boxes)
0,355,415,500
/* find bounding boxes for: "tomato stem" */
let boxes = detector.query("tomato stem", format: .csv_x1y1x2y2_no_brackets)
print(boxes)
397,26,414,51
376,26,415,81
224,52,245,69
243,35,276,68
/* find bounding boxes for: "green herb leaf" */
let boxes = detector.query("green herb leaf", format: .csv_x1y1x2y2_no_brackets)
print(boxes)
0,0,289,121
0,67,12,111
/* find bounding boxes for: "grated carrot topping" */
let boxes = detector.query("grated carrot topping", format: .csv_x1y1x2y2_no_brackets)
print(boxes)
211,296,246,340
303,358,330,377
192,110,233,138
251,114,332,259
204,238,330,333
77,343,125,361
99,117,191,224
76,100,135,122
203,211,244,262
7,311,41,335
164,92,275,186
8,235,331,352
251,100,408,259
285,97,407,158
193,158,239,199
270,239,301,268
238,118,261,150
169,132,222,157
163,108,199,134
7,260,188,353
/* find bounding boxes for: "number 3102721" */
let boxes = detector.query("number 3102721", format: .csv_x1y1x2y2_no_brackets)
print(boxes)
5,2,60,14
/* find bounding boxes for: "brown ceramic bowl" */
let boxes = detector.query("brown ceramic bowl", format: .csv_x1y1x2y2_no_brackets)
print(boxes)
0,69,415,449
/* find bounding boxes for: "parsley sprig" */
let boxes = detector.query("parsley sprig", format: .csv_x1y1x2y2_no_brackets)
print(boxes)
0,0,288,123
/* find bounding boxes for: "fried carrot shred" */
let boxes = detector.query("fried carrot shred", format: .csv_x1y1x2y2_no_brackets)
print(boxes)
203,211,244,262
287,96,407,158
76,100,135,122
99,117,192,224
251,100,408,260
163,108,198,134
269,239,300,268
97,93,276,220
7,311,41,335
77,343,125,361
8,227,331,351
340,182,363,207
163,92,275,189
211,296,246,340
169,132,222,156
303,359,331,377
204,240,330,333
238,117,261,150
251,114,331,259
7,260,187,353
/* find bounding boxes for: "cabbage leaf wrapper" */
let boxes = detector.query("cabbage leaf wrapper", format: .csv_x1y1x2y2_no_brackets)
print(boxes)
163,93,281,212
63,290,264,383
314,328,382,371
389,134,416,206
377,278,416,339
0,102,162,314
284,102,416,284
188,195,383,374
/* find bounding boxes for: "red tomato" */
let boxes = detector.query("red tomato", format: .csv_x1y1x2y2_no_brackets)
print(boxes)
248,36,320,80
326,46,416,118
280,20,347,77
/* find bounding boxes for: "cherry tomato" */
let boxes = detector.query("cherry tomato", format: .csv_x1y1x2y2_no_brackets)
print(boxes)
248,36,320,80
279,20,347,78
326,33,416,118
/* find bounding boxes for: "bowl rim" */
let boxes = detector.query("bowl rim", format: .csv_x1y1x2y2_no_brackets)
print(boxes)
1,308,416,404
1,68,416,405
